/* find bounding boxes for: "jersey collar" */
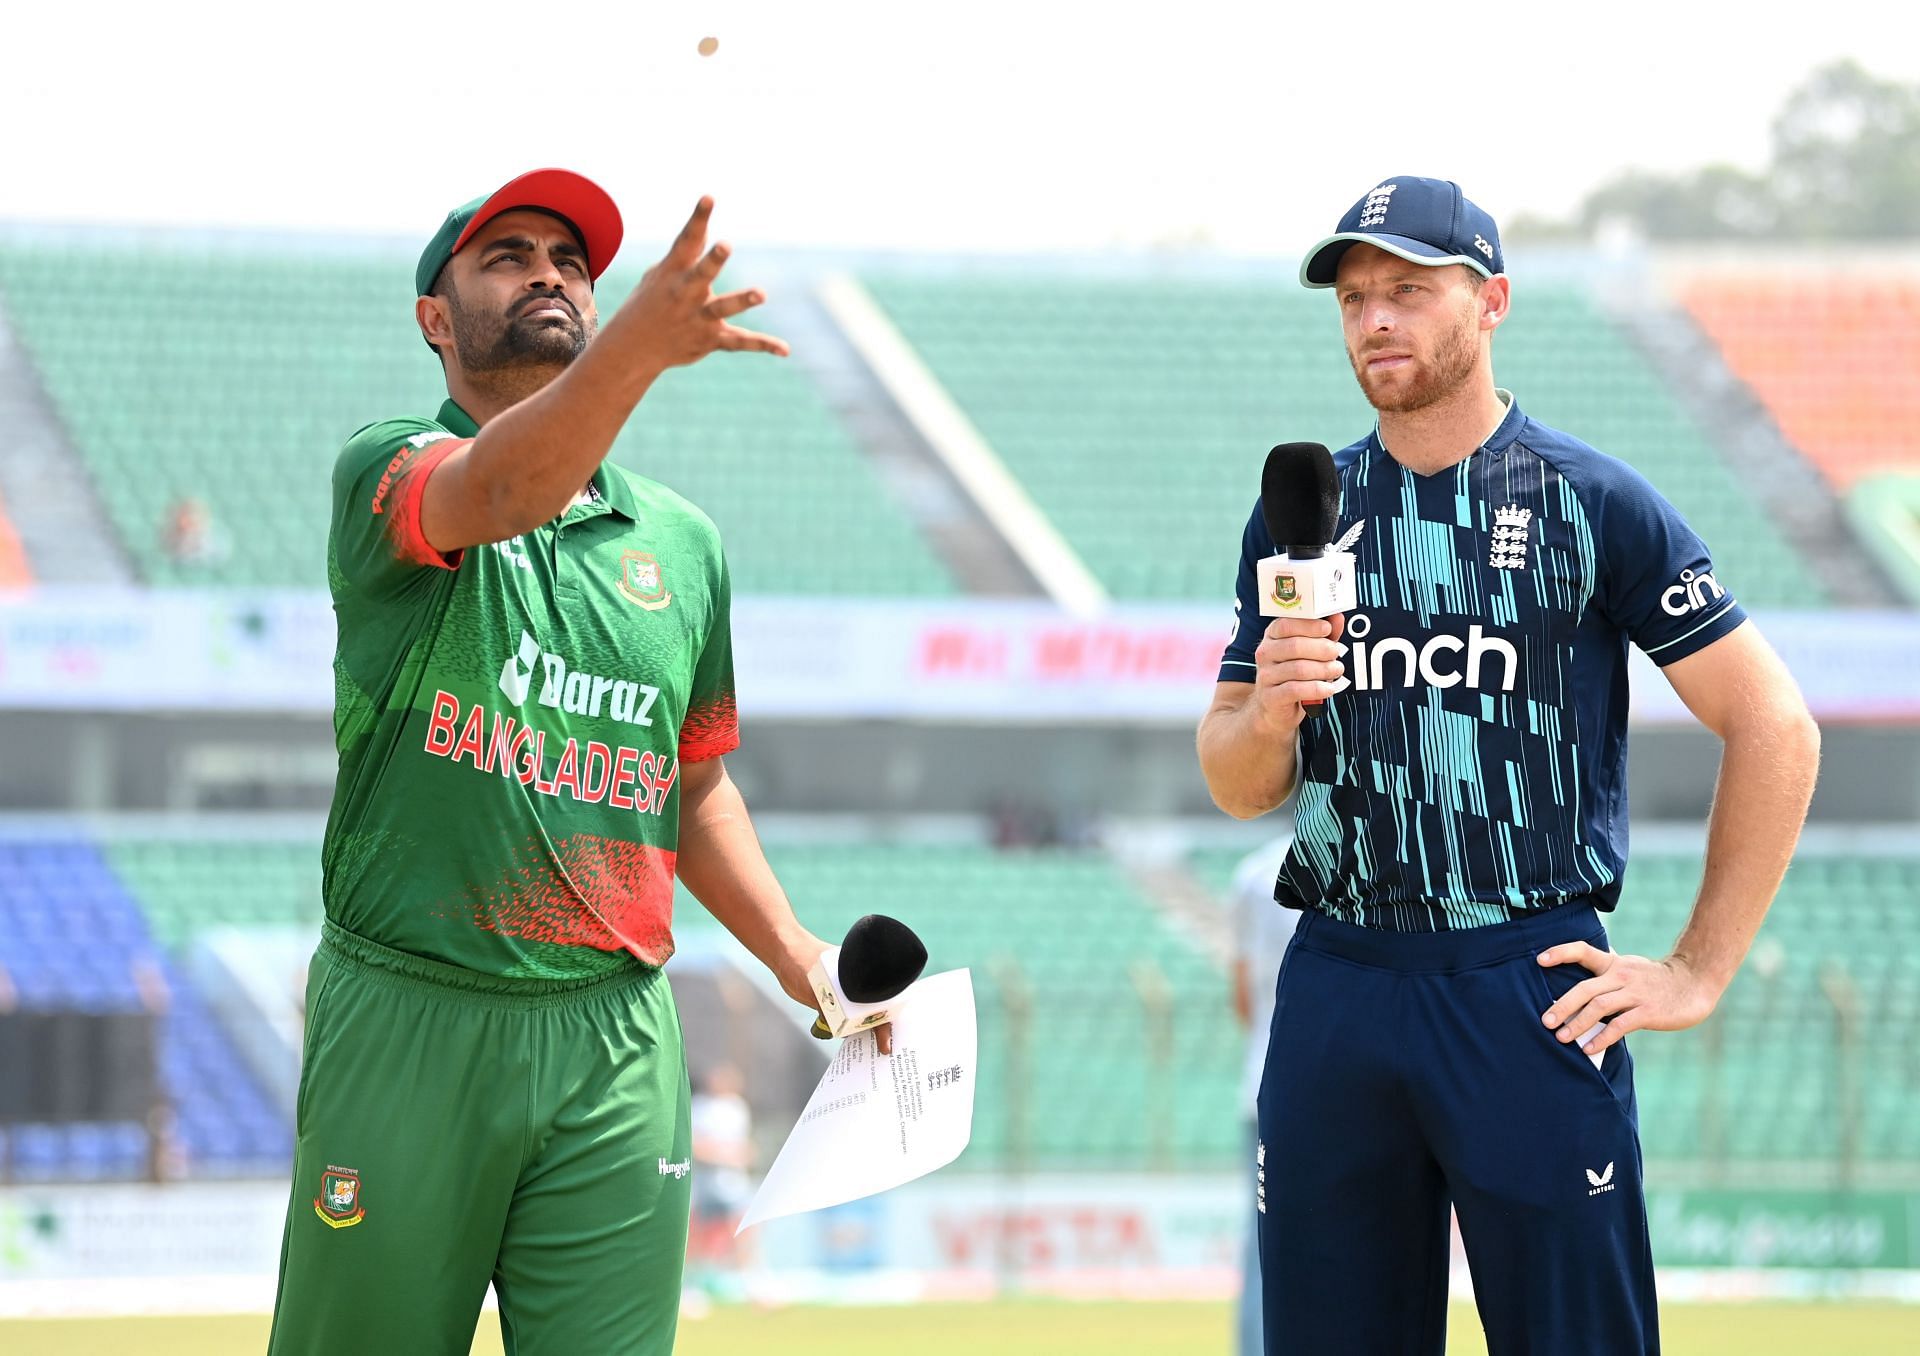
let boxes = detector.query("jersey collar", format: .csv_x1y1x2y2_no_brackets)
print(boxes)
1482,390,1525,452
435,399,639,522
1369,389,1525,463
587,464,639,521
436,398,481,438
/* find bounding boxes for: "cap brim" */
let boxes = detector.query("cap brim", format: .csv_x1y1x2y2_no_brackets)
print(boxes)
451,168,624,281
1299,232,1493,289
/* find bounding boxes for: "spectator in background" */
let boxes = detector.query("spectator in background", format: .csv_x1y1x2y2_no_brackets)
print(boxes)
160,494,230,566
1228,835,1297,1356
688,1062,755,1292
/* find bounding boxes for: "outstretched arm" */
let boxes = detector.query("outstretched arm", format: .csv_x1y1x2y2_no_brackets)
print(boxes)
421,197,789,551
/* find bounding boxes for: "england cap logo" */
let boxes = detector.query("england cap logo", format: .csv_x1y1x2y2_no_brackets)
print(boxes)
1300,176,1505,289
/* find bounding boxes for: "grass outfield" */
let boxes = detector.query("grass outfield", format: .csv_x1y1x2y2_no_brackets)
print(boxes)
2,1300,1916,1354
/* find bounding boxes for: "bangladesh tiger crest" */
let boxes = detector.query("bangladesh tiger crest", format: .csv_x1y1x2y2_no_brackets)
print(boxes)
314,1165,366,1228
618,551,673,611
1271,572,1301,609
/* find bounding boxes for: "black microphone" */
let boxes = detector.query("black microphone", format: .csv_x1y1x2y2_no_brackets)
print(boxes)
1261,443,1341,560
808,914,929,1039
1257,443,1354,721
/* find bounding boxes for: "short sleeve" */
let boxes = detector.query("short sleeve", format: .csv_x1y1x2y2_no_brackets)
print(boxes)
1585,459,1747,665
1218,500,1275,684
680,545,741,763
330,419,471,599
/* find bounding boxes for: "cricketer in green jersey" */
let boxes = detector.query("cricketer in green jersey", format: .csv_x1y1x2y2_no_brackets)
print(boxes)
268,169,883,1356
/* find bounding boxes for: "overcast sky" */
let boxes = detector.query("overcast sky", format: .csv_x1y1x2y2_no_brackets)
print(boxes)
5,0,1914,261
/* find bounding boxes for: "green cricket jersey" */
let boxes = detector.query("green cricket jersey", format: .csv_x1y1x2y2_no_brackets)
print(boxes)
323,399,739,979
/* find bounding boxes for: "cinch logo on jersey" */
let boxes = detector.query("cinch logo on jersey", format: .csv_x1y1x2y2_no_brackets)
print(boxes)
1660,567,1727,617
1343,613,1519,693
498,630,660,726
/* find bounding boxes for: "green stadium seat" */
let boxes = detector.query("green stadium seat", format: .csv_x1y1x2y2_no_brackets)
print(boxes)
674,840,1241,1169
863,274,1818,606
70,823,1920,1176
1192,841,1917,1169
0,244,953,596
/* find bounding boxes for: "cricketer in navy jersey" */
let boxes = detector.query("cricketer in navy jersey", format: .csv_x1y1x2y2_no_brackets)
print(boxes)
1218,392,1746,932
1198,176,1819,1356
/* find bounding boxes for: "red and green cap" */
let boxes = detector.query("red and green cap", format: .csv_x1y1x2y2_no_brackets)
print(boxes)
415,168,623,297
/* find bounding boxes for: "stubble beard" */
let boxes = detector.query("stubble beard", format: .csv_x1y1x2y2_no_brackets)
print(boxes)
1350,310,1479,415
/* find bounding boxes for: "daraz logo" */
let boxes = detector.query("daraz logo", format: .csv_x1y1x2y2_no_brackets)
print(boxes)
499,630,661,727
369,432,455,516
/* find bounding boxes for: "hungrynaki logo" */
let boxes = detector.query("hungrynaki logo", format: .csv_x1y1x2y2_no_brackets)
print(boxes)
1660,567,1729,618
1342,614,1519,693
499,630,661,727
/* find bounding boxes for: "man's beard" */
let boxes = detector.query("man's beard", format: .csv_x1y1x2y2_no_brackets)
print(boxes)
449,291,593,373
1349,312,1478,414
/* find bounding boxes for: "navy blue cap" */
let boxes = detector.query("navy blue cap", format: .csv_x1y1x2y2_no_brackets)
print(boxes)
1300,177,1503,289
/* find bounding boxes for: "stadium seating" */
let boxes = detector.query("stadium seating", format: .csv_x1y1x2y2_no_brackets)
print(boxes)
1193,842,1920,1167
862,274,1818,605
103,835,323,951
0,244,954,596
0,838,289,1181
674,842,1243,1170
1845,472,1920,605
7,826,1913,1181
1682,277,1920,490
82,831,1242,1173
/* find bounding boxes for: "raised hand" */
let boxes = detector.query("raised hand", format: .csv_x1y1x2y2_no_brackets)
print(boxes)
623,196,789,367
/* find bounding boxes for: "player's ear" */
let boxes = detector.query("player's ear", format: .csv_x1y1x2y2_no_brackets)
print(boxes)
417,294,454,359
1479,274,1511,332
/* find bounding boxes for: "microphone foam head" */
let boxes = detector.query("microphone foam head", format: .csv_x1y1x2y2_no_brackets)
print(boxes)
838,914,929,1003
1260,443,1340,549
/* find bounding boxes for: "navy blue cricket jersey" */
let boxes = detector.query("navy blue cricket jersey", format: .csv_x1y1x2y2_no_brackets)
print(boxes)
1219,393,1745,932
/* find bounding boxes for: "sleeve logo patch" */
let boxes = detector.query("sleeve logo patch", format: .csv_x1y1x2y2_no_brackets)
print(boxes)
619,551,673,611
1660,567,1728,617
369,433,453,515
369,449,412,515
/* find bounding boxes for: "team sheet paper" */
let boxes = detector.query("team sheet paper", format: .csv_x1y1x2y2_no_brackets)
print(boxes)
738,968,976,1232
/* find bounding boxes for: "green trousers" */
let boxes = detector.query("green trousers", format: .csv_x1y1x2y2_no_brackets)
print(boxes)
269,923,692,1355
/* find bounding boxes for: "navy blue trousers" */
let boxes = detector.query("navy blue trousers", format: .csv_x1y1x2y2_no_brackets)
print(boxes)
1255,904,1659,1355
